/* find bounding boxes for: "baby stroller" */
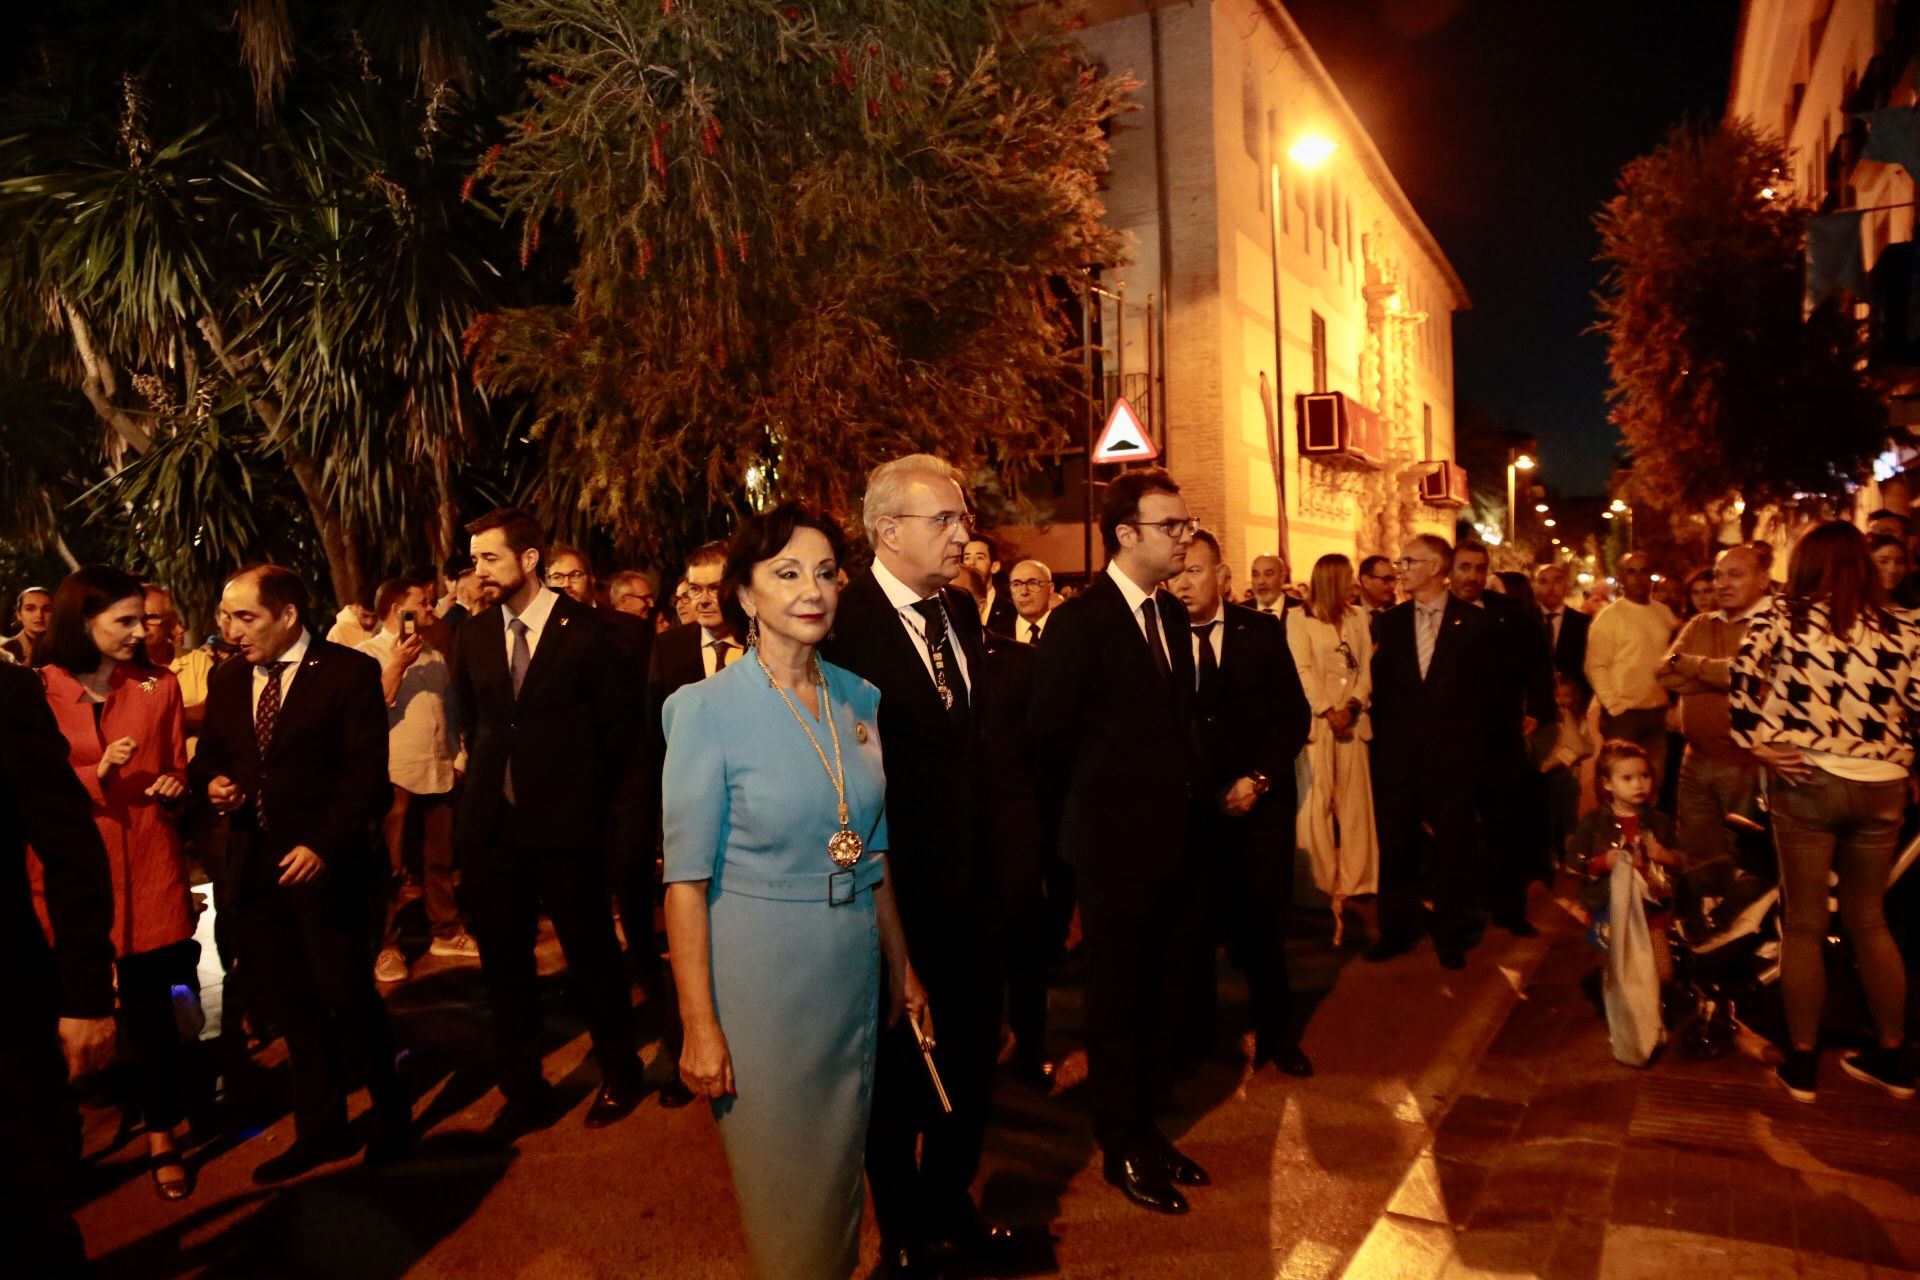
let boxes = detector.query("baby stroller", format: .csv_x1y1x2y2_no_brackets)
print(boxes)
1663,795,1920,1058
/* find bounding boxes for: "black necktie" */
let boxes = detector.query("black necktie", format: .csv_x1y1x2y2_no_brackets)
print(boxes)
254,660,290,828
1142,599,1170,680
1192,620,1219,714
911,598,969,722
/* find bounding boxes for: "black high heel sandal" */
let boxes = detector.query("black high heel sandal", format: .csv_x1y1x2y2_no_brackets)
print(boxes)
149,1150,192,1202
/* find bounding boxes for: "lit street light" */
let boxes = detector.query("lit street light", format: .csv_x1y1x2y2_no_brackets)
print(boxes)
1288,134,1339,167
1506,449,1536,544
1265,131,1339,559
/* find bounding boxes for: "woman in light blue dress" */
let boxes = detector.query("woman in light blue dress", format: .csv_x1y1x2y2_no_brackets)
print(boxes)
663,503,930,1280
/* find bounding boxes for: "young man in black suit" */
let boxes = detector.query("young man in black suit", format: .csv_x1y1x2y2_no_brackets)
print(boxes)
451,508,648,1137
1366,536,1498,970
2,663,116,1270
632,540,737,1113
1170,530,1314,1076
961,535,1019,638
1028,468,1207,1216
822,456,1019,1278
190,565,409,1182
1534,562,1590,707
1452,542,1555,936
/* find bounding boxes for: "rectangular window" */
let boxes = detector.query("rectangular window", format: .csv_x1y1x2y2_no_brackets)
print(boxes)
1311,312,1328,393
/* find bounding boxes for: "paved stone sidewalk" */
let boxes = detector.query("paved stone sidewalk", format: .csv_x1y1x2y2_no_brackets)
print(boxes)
1343,899,1920,1280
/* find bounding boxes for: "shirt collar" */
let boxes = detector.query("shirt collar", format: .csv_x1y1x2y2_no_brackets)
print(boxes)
872,555,933,612
1105,560,1155,616
699,625,733,648
504,586,559,634
1729,596,1771,623
261,627,310,671
1194,603,1225,630
1415,594,1447,614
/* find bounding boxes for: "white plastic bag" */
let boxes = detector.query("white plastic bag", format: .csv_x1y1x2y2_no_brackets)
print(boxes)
1604,856,1661,1066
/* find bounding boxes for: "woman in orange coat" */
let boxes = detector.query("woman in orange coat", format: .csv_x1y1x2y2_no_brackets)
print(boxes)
34,565,196,1199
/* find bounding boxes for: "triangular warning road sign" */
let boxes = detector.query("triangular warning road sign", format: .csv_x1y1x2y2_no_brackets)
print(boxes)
1091,396,1157,465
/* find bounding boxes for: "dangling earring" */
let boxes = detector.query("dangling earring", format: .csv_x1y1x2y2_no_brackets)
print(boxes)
746,615,760,648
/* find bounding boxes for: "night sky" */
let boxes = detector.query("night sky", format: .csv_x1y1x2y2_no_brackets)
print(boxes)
1285,0,1743,496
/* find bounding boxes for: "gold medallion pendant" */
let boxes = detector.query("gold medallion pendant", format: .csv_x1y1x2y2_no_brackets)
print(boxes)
828,829,864,868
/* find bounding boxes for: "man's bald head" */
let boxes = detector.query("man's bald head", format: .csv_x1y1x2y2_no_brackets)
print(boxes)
1713,544,1769,614
1249,554,1285,607
1009,559,1053,622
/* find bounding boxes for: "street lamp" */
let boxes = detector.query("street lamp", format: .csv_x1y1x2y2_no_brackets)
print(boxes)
1265,130,1339,567
1609,497,1634,549
1506,449,1536,544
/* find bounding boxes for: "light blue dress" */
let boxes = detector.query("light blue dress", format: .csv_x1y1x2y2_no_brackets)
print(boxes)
662,657,889,1280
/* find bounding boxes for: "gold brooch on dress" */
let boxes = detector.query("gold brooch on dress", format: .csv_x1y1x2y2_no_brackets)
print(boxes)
854,722,869,743
139,678,158,693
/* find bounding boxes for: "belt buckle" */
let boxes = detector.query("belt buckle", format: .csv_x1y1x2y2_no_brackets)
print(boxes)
828,869,855,907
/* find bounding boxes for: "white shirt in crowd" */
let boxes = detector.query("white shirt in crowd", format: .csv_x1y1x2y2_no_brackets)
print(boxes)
325,604,376,649
1584,597,1678,716
356,630,459,796
1189,603,1225,667
250,626,312,718
700,625,742,678
1016,611,1051,645
1105,560,1156,646
501,585,559,665
872,557,973,693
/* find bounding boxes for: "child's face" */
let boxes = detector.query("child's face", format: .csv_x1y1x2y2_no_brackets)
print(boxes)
1554,679,1579,713
1607,758,1653,809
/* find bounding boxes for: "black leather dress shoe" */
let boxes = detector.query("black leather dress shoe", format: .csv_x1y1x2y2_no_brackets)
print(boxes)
933,1205,1026,1269
875,1236,938,1278
1365,936,1415,963
487,1081,558,1143
1144,1134,1210,1188
656,1075,697,1109
584,1076,645,1129
251,1130,362,1185
1102,1152,1189,1215
1256,1042,1315,1078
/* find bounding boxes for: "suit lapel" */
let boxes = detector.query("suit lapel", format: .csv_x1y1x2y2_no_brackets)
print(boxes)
263,640,330,760
852,571,949,721
515,595,578,707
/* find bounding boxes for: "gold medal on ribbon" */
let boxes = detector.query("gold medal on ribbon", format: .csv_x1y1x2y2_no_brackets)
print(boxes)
761,651,865,873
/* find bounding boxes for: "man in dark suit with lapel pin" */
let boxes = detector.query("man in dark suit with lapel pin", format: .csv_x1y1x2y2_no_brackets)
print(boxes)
822,456,1019,1278
190,565,408,1182
1171,530,1315,1076
1366,535,1498,970
1534,563,1591,707
962,535,1020,639
451,508,647,1138
1028,468,1207,1216
3,662,116,1270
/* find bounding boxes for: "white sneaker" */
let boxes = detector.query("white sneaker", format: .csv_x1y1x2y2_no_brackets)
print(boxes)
429,932,481,961
374,947,409,983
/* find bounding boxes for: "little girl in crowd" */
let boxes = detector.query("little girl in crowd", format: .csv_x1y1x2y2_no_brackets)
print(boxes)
1564,740,1684,1065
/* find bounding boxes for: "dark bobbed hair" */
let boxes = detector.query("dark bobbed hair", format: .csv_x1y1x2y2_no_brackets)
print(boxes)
1496,571,1536,612
719,503,850,640
38,565,152,674
466,507,545,562
1099,468,1181,556
1787,520,1884,639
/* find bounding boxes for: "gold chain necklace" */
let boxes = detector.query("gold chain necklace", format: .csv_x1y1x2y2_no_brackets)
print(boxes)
756,648,864,868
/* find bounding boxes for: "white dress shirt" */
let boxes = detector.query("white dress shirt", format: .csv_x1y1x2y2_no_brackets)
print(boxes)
1105,560,1158,645
357,630,458,795
700,625,741,678
502,585,560,665
1188,603,1225,667
250,626,312,717
872,556,973,692
1016,611,1051,645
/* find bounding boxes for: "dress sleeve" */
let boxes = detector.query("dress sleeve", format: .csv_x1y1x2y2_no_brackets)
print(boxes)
1727,603,1781,750
1286,611,1331,715
1348,609,1374,709
661,687,727,884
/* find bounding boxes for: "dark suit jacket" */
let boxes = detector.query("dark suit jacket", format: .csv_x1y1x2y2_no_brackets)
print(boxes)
981,590,1019,641
1541,604,1592,702
604,609,657,674
822,571,992,913
1193,603,1312,843
1476,591,1555,756
972,631,1049,900
450,591,644,855
3,664,114,1019
1027,570,1197,880
643,622,725,840
188,634,390,899
1369,594,1498,784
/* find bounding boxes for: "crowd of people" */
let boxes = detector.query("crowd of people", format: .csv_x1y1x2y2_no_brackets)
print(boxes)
7,465,1920,1280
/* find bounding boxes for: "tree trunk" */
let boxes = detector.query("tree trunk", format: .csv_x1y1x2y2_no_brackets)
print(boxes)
287,449,361,612
432,429,459,573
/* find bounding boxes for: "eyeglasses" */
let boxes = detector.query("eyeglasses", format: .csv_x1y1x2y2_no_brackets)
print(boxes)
685,583,723,599
1009,578,1051,590
890,511,973,534
1131,518,1199,539
1392,557,1439,571
547,570,589,585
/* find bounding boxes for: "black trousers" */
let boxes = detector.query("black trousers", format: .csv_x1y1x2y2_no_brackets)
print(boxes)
1214,816,1298,1050
1,982,87,1277
1481,743,1542,926
1374,762,1483,952
1005,892,1052,1068
234,874,405,1140
464,833,639,1097
1079,857,1205,1155
866,900,1003,1241
115,938,201,1134
614,848,682,1061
